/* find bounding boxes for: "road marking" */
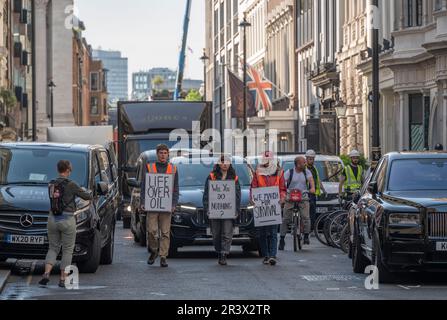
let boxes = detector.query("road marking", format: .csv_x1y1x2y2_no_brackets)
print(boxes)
326,288,340,291
397,285,411,290
150,292,167,296
302,275,362,282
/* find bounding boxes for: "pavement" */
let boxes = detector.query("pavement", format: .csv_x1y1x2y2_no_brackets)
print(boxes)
1,221,447,300
0,269,11,294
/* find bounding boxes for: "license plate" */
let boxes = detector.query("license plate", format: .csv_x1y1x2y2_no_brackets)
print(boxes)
6,235,45,245
234,227,240,236
436,242,447,251
206,228,212,236
317,207,329,214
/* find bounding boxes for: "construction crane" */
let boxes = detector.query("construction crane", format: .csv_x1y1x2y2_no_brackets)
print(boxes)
174,0,192,101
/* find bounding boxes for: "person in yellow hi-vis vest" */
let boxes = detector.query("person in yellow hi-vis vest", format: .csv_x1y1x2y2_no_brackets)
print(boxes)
339,150,365,197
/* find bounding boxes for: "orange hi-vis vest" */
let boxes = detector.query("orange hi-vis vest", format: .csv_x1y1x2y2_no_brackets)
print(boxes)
146,163,177,174
256,171,282,188
209,173,239,183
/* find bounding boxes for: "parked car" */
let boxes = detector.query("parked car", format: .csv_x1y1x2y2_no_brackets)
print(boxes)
127,154,257,256
0,143,120,273
280,155,345,215
350,152,447,283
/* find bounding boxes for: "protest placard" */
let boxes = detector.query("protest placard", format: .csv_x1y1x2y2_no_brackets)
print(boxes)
252,186,282,227
144,173,174,213
208,180,236,219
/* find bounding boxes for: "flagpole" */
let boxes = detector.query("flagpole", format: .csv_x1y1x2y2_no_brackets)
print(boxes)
240,14,251,158
220,61,225,150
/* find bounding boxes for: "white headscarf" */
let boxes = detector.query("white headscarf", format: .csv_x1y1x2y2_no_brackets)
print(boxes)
256,152,278,176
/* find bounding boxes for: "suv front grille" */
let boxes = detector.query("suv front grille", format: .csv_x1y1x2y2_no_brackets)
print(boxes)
193,209,253,227
0,211,48,233
429,212,447,239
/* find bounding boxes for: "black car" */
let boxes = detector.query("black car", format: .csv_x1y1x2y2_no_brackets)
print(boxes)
0,143,120,273
351,152,447,283
127,154,257,256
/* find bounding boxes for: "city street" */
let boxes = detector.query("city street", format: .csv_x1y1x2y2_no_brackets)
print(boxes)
1,222,447,300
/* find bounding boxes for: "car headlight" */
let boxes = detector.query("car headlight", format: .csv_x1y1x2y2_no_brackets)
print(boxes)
177,205,197,213
126,205,132,212
75,206,91,224
389,213,420,226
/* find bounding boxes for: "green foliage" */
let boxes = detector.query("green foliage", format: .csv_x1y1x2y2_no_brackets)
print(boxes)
185,89,203,101
340,154,368,169
152,76,164,88
0,89,17,109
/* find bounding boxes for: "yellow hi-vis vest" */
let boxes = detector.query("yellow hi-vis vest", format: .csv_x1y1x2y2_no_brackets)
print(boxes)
344,165,363,191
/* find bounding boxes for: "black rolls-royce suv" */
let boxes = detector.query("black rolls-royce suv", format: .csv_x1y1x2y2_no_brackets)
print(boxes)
351,152,447,283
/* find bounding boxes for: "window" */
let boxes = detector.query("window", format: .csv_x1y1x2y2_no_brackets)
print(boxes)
409,94,424,151
91,97,98,115
406,0,423,27
90,72,99,91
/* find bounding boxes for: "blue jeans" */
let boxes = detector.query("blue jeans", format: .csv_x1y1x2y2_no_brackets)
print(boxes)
257,225,278,258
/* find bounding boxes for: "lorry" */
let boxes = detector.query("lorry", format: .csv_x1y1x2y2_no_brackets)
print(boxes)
117,101,212,228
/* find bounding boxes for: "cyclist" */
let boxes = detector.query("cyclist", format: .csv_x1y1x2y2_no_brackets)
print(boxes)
279,156,315,249
339,150,365,200
305,150,327,229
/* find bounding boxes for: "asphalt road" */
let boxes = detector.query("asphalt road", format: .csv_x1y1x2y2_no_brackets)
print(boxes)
1,221,447,300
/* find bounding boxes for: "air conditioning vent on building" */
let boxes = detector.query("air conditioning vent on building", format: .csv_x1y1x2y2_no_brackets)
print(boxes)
13,0,22,13
21,50,28,66
21,93,28,108
14,42,22,58
20,9,28,24
14,86,23,101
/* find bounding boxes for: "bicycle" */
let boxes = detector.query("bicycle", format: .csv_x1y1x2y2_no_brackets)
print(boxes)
287,191,309,252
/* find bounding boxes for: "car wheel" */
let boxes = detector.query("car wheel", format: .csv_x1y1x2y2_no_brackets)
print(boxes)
169,243,178,258
123,217,131,229
372,235,395,284
352,227,369,274
137,218,146,247
100,223,115,265
77,229,101,274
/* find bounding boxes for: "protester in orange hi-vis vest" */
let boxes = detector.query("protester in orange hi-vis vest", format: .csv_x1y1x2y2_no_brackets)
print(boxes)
250,151,286,266
146,144,179,268
203,155,241,266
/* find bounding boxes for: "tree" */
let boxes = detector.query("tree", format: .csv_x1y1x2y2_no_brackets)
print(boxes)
185,89,202,101
152,76,164,91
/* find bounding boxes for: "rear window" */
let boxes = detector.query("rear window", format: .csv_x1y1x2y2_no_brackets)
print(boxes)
388,159,447,191
282,160,343,183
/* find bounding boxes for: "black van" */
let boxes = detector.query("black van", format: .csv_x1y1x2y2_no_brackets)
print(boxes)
0,143,119,273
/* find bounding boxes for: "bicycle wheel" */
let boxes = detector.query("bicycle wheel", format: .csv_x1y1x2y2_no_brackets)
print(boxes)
327,212,348,249
297,215,303,251
314,212,330,246
323,210,346,248
339,223,351,254
293,215,298,252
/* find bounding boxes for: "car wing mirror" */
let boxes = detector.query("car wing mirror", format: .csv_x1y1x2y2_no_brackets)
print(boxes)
127,178,139,188
97,181,109,195
367,182,378,195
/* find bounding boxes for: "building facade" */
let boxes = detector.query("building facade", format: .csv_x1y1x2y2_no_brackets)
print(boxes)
92,49,128,104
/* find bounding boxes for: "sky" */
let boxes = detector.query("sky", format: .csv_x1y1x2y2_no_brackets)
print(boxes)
75,0,206,91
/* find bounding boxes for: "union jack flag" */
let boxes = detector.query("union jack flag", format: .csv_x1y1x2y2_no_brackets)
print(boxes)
246,64,273,112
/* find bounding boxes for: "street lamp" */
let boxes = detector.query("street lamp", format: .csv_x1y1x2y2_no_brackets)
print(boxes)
239,13,251,157
335,102,347,156
200,49,209,102
48,80,56,127
371,0,381,165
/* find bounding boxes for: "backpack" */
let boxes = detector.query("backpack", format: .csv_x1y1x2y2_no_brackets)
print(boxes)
286,168,309,189
49,179,69,216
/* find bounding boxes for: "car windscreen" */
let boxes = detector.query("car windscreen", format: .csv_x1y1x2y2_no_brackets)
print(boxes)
282,160,343,183
174,162,252,187
0,148,88,187
125,139,188,167
388,159,447,191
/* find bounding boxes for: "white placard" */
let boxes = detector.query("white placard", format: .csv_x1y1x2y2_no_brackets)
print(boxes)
144,174,173,213
252,186,282,227
208,180,236,219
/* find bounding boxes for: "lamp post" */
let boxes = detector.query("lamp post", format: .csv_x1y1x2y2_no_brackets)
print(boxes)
219,61,226,150
371,0,381,165
239,13,251,157
335,102,347,156
48,80,56,127
200,49,209,102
